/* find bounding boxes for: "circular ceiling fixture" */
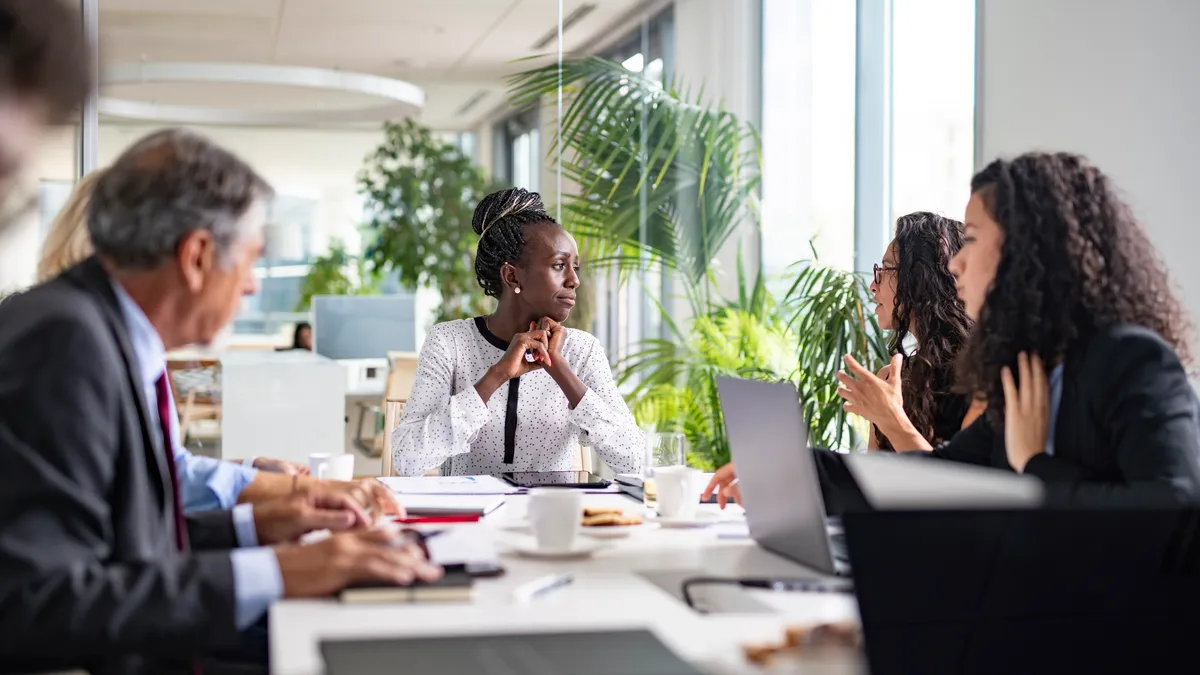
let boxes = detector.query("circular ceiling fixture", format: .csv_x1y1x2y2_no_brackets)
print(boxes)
100,62,425,126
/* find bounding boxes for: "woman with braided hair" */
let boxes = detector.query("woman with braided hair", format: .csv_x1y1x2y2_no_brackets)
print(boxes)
392,188,643,476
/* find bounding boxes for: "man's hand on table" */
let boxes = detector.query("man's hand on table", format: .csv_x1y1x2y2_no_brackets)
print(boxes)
253,489,371,545
274,527,443,597
322,478,406,520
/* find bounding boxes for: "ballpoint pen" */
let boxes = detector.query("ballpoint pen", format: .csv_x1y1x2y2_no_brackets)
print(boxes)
512,573,574,602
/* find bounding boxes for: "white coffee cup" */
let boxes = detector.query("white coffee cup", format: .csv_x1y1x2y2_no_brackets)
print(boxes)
527,488,583,552
309,453,355,481
655,466,702,519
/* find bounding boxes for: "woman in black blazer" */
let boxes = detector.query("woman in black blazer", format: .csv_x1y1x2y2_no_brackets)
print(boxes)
819,151,1200,510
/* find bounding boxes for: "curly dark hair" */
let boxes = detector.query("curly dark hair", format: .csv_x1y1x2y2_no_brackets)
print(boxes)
876,212,973,450
956,151,1193,427
471,187,558,298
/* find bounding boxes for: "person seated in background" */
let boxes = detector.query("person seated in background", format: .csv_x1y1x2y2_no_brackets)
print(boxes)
393,187,642,476
705,211,979,505
35,167,402,510
292,321,313,350
0,128,440,674
815,151,1200,512
275,321,313,352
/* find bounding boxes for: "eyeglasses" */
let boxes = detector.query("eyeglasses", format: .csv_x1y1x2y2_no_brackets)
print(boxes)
872,263,898,285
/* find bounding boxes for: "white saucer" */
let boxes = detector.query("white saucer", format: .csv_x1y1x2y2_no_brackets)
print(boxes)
506,538,605,560
647,511,723,528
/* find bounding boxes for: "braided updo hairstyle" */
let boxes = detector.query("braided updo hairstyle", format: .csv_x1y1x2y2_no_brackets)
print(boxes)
472,187,558,298
876,212,972,450
956,151,1192,428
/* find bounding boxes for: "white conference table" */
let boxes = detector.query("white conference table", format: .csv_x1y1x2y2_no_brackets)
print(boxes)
269,490,863,675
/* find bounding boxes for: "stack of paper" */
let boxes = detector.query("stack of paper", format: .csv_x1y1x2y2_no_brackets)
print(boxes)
376,475,517,495
395,494,507,517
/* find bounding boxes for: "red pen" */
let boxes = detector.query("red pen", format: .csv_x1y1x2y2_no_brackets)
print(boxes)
395,515,480,524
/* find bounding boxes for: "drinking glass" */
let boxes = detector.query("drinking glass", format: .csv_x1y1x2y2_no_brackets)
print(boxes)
643,432,686,508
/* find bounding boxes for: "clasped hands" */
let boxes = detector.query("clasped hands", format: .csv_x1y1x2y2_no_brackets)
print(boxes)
492,317,568,380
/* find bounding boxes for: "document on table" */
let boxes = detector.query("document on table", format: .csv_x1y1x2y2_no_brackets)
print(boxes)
425,527,501,568
377,475,518,495
399,494,507,516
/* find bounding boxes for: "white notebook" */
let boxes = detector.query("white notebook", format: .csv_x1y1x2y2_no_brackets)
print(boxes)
376,475,517,495
399,494,507,517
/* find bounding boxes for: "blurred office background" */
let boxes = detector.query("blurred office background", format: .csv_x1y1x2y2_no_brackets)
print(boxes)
2,0,1191,474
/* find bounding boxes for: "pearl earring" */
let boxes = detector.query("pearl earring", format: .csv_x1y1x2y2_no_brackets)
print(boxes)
514,287,521,294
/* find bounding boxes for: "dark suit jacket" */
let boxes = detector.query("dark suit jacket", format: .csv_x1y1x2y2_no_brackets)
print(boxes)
816,323,1200,512
0,258,241,674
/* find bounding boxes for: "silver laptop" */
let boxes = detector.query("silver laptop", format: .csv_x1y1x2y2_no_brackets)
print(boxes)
715,376,849,576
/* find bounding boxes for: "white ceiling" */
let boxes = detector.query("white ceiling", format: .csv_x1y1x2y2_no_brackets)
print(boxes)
97,0,648,130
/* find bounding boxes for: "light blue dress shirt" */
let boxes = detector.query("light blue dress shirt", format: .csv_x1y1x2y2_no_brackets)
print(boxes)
1044,364,1065,456
110,280,283,629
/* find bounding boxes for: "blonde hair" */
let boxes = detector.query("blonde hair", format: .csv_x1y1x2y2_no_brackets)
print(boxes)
37,170,103,283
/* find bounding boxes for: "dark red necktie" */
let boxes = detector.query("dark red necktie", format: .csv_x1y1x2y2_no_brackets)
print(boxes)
154,373,189,551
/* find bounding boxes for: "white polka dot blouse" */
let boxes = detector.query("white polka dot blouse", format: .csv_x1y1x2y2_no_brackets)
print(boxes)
391,318,644,477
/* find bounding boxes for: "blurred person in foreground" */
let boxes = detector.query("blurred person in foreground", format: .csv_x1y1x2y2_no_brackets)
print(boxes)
0,129,441,674
0,0,90,216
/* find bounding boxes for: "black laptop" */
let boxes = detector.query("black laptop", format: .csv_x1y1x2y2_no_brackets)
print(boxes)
843,508,1200,674
322,629,705,675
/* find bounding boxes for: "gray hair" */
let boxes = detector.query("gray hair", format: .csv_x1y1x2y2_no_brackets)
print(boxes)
87,128,274,270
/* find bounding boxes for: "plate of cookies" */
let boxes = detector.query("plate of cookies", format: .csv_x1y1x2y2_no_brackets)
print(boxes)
580,507,649,539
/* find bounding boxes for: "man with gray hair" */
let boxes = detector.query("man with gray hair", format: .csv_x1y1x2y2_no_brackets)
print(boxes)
0,129,440,674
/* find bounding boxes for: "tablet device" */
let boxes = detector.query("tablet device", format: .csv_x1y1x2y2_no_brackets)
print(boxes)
500,471,611,489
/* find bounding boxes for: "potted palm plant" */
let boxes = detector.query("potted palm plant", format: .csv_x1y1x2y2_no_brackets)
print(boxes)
509,57,886,466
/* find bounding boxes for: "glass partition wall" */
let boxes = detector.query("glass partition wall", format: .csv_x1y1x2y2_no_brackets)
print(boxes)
55,0,973,457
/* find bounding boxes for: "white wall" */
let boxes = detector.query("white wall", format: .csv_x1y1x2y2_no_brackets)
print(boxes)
977,0,1200,346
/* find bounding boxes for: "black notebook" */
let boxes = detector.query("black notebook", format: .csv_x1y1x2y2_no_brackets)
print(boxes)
339,564,473,604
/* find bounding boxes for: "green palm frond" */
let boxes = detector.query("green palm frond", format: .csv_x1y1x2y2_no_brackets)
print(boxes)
509,57,760,296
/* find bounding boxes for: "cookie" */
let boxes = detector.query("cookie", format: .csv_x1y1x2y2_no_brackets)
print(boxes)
742,643,780,665
582,513,625,526
582,506,623,517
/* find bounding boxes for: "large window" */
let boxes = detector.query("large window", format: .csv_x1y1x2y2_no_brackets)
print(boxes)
890,0,977,226
593,7,675,363
494,107,541,192
761,0,858,276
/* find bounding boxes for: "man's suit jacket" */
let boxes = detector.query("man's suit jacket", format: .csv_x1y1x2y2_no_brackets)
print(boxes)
0,258,241,674
816,323,1200,512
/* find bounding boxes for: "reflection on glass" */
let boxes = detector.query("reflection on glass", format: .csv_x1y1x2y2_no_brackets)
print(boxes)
891,0,976,224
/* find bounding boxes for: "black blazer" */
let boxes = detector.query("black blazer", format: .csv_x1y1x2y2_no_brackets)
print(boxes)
0,258,241,674
817,323,1200,511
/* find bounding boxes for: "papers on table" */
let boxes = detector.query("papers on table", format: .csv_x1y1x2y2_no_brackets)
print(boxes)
377,475,517,495
425,526,501,568
399,494,507,517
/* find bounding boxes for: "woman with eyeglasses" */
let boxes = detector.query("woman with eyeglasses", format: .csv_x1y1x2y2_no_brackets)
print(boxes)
704,212,979,506
838,211,981,451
